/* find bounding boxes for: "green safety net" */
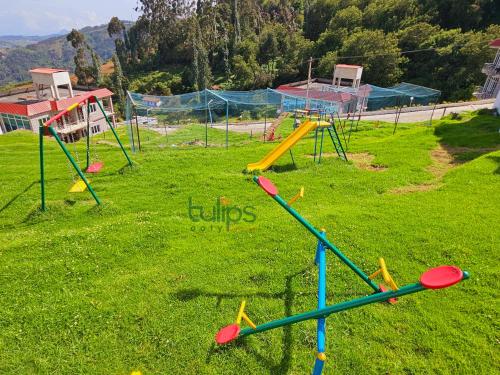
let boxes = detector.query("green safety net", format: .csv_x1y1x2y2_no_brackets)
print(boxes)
322,82,441,111
125,88,342,151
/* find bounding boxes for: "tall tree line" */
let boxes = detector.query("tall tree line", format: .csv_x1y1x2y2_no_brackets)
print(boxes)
106,0,499,101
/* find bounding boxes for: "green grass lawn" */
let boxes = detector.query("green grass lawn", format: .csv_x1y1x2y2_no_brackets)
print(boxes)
0,112,499,374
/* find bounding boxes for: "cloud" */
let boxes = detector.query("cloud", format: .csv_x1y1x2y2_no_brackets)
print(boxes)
0,1,139,36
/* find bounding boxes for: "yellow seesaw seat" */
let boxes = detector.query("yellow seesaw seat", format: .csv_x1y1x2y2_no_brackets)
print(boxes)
69,179,91,193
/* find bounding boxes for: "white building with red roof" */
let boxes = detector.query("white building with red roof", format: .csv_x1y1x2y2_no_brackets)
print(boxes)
0,68,116,141
474,38,500,100
332,64,363,89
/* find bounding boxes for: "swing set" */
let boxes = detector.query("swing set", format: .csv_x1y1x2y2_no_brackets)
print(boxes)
39,94,133,210
216,176,468,374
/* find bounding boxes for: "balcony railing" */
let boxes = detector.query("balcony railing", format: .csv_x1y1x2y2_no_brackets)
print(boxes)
482,63,500,77
473,85,497,100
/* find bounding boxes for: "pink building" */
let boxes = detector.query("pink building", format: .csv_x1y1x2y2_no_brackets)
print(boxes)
0,68,115,142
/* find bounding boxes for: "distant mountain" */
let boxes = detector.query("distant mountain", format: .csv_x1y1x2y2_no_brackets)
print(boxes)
0,22,132,87
0,32,67,49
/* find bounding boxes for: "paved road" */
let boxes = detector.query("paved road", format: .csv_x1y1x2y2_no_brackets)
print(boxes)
360,101,494,123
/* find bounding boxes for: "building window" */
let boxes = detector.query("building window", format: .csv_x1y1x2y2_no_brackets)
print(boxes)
0,113,31,132
38,116,49,128
77,108,85,122
89,103,97,113
91,125,101,134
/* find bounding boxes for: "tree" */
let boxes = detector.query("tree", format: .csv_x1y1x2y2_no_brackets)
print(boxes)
339,29,405,86
91,50,102,86
303,0,339,41
303,0,360,40
108,16,125,37
186,19,212,90
107,17,129,71
413,25,500,100
328,5,362,31
317,51,338,78
421,0,494,31
67,29,91,85
111,53,127,114
363,0,425,33
258,30,279,72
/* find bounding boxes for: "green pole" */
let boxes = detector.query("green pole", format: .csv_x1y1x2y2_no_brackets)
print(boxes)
94,96,133,166
48,126,101,205
39,126,46,211
204,90,208,148
253,176,379,292
240,272,469,337
226,101,229,150
86,99,90,170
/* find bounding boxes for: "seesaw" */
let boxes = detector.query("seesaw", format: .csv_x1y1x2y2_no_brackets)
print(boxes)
215,176,469,374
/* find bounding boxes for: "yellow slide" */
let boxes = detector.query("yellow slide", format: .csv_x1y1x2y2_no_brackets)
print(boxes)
247,120,319,171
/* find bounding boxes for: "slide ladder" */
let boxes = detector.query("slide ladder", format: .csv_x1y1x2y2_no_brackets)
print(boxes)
264,112,289,141
327,124,347,161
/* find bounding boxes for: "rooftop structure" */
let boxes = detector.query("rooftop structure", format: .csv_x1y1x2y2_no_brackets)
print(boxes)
474,39,500,100
0,68,115,141
332,64,363,89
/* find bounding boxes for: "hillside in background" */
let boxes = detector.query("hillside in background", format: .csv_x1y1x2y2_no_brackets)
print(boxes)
0,22,132,87
0,32,68,49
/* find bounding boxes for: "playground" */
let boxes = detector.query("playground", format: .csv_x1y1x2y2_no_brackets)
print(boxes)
0,109,499,374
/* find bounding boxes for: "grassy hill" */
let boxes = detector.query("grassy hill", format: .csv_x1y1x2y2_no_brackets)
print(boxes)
0,22,132,87
0,112,498,374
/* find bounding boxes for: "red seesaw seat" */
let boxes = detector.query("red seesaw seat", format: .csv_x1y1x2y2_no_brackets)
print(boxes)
215,324,241,345
86,162,104,173
257,176,278,196
420,266,463,289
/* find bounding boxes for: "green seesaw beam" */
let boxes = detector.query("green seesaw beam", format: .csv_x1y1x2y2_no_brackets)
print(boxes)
253,176,380,292
240,271,469,337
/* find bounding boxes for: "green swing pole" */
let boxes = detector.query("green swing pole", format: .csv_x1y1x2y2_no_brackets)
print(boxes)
318,128,325,164
86,99,90,170
204,89,208,148
253,176,379,291
226,101,229,149
47,126,101,205
240,272,469,337
39,126,46,211
93,96,133,166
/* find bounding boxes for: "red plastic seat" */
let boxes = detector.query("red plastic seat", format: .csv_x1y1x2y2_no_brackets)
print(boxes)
257,176,278,196
420,266,463,289
215,324,241,345
86,162,104,173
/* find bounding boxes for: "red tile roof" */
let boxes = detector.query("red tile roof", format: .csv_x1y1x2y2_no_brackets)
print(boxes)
489,39,500,48
276,86,355,103
53,88,113,111
29,68,68,74
0,102,29,116
27,101,52,116
0,88,113,117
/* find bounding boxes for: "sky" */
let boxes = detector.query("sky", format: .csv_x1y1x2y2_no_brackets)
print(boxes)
0,0,141,36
